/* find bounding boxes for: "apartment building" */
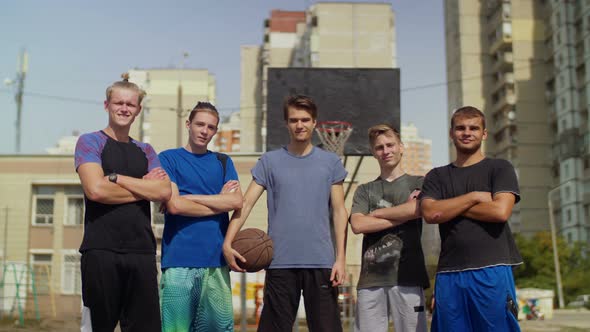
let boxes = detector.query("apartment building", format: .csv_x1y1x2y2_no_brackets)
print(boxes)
401,123,433,177
240,3,397,152
444,0,553,236
128,68,216,154
544,0,590,243
0,154,274,319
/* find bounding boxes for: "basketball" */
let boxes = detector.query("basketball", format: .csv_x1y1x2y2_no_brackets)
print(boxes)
231,228,273,272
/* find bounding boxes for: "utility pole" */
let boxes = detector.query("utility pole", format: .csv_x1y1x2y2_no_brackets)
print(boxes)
176,83,183,147
3,207,7,266
176,52,189,147
14,49,28,153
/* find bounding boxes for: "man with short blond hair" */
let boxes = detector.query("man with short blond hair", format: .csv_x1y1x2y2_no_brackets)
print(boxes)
75,75,171,332
350,123,429,332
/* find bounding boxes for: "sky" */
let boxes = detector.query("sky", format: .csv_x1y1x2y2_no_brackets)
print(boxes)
0,0,449,166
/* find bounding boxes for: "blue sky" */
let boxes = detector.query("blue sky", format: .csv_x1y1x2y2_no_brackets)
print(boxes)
0,0,449,166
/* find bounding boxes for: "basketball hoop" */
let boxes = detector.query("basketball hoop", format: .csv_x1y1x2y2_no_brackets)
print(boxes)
315,121,353,157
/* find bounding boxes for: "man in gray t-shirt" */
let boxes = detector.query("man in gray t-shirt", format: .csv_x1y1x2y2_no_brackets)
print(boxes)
350,123,429,332
223,95,348,332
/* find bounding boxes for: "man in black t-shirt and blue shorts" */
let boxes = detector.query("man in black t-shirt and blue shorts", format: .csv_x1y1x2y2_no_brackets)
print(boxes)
75,75,171,332
350,124,429,332
420,106,522,332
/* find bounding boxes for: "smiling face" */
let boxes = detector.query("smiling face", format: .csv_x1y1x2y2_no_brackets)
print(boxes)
104,87,141,129
450,115,487,155
372,131,404,169
186,110,219,152
286,107,316,144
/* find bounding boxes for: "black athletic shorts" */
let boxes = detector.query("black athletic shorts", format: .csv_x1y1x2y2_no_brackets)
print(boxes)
258,268,341,332
81,250,160,332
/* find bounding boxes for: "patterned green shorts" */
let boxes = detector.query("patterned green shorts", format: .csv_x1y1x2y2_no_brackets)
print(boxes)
160,266,233,332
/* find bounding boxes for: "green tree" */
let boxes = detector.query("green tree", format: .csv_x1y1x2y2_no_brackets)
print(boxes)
513,232,590,305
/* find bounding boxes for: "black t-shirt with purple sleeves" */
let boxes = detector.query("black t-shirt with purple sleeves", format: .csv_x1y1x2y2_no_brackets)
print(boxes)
74,131,161,254
420,158,523,273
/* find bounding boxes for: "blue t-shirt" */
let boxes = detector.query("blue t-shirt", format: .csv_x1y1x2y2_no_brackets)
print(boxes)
252,146,348,268
158,148,238,269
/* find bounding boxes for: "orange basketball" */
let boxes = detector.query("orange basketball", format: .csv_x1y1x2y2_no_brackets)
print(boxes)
231,228,273,272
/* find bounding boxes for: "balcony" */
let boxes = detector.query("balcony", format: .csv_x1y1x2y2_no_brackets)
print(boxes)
492,72,515,93
493,90,516,113
492,51,514,72
492,114,515,135
490,33,512,53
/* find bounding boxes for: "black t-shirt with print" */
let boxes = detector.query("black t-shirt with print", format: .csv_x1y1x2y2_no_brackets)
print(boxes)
351,174,430,289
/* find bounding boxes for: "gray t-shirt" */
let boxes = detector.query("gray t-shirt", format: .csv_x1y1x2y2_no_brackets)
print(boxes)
351,174,430,289
252,146,348,268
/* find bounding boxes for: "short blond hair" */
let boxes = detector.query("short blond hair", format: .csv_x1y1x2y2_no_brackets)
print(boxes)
105,73,147,104
368,123,401,148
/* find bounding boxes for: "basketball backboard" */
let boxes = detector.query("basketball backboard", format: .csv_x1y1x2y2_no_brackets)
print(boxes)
266,68,400,156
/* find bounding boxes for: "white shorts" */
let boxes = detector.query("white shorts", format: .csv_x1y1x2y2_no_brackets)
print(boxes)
354,285,427,332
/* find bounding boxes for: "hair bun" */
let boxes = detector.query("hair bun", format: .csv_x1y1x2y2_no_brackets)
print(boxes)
121,72,130,82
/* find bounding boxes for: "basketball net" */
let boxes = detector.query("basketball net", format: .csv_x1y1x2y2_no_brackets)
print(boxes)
315,121,353,157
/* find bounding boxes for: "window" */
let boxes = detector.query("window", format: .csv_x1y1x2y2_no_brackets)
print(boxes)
65,196,84,225
33,197,54,225
31,253,52,295
62,252,81,295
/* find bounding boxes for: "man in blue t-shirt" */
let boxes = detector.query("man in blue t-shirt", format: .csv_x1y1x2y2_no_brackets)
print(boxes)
75,75,171,332
420,106,522,332
158,102,243,332
222,95,348,332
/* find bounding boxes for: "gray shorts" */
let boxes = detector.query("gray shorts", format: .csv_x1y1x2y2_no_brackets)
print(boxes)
355,285,427,332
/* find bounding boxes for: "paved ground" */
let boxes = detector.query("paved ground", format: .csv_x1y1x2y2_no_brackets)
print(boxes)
0,309,588,331
519,309,590,332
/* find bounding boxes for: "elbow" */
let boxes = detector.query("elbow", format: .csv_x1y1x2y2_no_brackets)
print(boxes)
159,188,172,202
350,224,363,235
85,185,106,202
165,199,181,215
349,217,363,234
422,211,440,224
155,184,172,202
230,195,243,210
493,210,511,223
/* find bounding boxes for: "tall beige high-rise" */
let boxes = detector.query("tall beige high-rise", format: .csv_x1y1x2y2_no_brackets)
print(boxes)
444,0,553,236
240,3,397,152
128,68,216,154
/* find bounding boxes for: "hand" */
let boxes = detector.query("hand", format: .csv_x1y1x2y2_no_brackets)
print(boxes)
221,180,240,194
330,259,346,287
143,167,168,180
222,242,246,273
407,189,421,202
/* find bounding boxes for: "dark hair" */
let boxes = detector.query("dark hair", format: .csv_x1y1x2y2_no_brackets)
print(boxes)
450,106,486,129
283,95,317,121
188,101,219,122
105,72,147,104
367,123,402,147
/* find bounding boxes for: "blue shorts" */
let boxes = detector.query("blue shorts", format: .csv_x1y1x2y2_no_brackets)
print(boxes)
431,265,520,332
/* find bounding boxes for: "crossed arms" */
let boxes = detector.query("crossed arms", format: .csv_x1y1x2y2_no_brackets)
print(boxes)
350,190,421,235
164,180,243,217
420,191,516,224
78,163,171,204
